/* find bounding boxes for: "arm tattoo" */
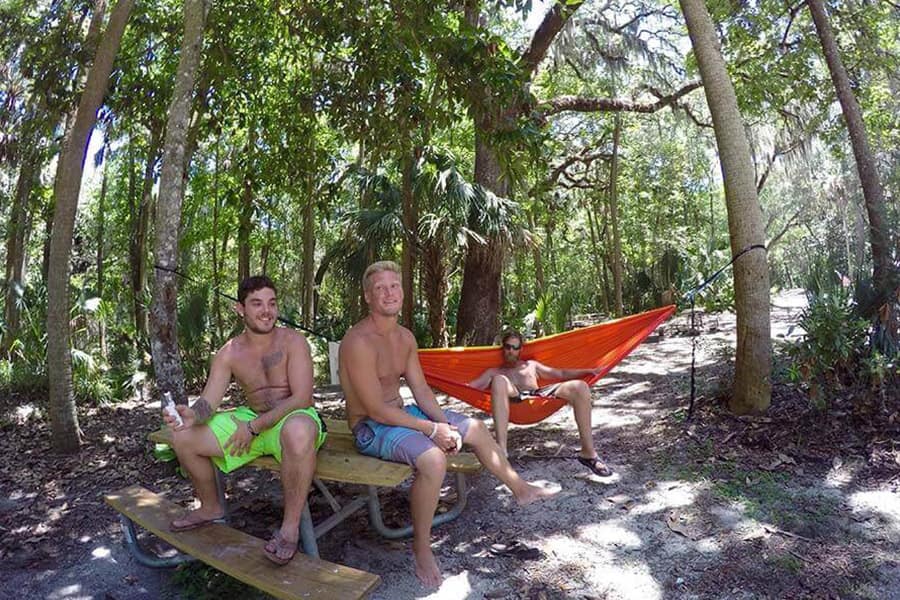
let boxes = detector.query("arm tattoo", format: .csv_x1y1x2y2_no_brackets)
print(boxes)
192,397,213,423
261,350,283,371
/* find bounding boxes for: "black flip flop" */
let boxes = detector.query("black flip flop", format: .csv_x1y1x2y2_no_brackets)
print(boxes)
577,456,613,477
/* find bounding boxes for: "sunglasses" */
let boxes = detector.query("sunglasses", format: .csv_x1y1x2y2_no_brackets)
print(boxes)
502,343,522,351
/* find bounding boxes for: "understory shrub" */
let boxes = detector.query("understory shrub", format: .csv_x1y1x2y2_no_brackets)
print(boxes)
787,282,898,409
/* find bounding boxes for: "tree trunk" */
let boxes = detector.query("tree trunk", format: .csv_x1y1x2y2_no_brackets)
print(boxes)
149,0,210,404
680,0,771,414
46,0,134,453
400,150,419,328
527,210,545,298
260,215,272,273
584,196,605,311
301,188,316,328
238,126,256,285
455,1,581,344
131,129,161,341
609,114,624,317
2,150,37,355
96,158,108,358
421,239,449,347
211,134,223,345
455,131,507,345
807,0,893,313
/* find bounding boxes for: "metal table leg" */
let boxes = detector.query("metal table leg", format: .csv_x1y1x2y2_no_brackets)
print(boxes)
119,515,194,568
366,472,469,539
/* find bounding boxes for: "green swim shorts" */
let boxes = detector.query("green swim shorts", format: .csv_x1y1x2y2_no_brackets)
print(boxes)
207,405,326,473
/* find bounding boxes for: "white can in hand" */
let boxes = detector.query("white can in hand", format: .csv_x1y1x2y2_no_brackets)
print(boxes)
163,391,183,427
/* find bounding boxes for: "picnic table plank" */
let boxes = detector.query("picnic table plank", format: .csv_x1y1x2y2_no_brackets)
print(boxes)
104,485,380,600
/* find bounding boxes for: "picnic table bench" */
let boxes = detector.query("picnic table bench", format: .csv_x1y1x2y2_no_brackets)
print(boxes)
105,416,482,599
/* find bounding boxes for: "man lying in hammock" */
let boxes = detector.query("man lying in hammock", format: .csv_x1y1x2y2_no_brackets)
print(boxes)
468,330,613,477
340,260,559,589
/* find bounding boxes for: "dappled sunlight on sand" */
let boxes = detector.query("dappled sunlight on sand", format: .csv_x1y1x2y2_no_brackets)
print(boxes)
575,520,644,549
47,584,85,600
542,533,662,600
848,490,900,534
587,562,663,600
424,570,473,599
629,480,699,516
594,411,644,428
599,380,655,399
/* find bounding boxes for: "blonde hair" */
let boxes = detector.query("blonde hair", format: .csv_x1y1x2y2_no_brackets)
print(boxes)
362,260,401,290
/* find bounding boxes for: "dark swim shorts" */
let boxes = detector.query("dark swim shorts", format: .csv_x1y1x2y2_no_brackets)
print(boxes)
511,382,563,403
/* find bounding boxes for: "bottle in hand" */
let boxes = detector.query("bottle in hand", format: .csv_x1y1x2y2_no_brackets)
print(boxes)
163,391,184,428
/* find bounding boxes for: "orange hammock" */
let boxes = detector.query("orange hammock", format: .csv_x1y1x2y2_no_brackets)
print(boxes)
418,305,676,425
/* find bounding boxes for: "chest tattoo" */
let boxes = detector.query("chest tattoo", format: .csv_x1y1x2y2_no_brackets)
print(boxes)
261,350,283,371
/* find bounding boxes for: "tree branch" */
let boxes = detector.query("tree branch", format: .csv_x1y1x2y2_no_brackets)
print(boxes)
677,102,713,128
766,206,803,251
520,0,584,77
779,2,805,50
756,138,803,194
540,80,702,118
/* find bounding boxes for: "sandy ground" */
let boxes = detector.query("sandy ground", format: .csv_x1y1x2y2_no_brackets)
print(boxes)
2,290,899,599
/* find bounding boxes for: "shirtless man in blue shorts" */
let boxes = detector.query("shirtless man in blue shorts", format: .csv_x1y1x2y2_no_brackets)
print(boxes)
469,330,613,477
339,260,559,588
162,275,326,566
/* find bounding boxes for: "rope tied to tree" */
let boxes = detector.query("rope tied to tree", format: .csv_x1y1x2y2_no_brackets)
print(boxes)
684,244,767,420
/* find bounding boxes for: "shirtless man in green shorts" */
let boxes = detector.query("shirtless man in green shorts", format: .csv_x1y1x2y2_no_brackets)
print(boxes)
162,275,326,566
340,260,559,589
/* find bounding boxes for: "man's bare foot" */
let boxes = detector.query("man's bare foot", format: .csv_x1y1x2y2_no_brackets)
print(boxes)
169,507,225,532
263,530,298,566
413,544,443,589
515,481,561,506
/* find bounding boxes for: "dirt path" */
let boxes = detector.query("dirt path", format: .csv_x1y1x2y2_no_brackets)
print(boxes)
2,290,898,599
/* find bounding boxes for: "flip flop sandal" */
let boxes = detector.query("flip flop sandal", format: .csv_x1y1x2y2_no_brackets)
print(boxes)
577,456,614,477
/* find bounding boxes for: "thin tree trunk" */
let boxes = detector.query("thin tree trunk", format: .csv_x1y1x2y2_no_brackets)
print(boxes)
96,158,108,358
527,210,545,298
46,0,134,453
400,150,420,328
1,150,37,355
238,125,256,285
301,185,315,328
260,214,272,273
149,0,210,404
680,0,772,414
212,134,224,344
131,129,161,341
584,197,605,310
609,114,624,317
807,0,893,313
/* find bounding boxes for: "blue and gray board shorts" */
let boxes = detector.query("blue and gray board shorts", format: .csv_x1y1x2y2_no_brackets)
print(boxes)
352,405,472,467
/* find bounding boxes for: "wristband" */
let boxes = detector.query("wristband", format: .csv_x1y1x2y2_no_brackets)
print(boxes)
428,422,438,439
247,421,258,436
